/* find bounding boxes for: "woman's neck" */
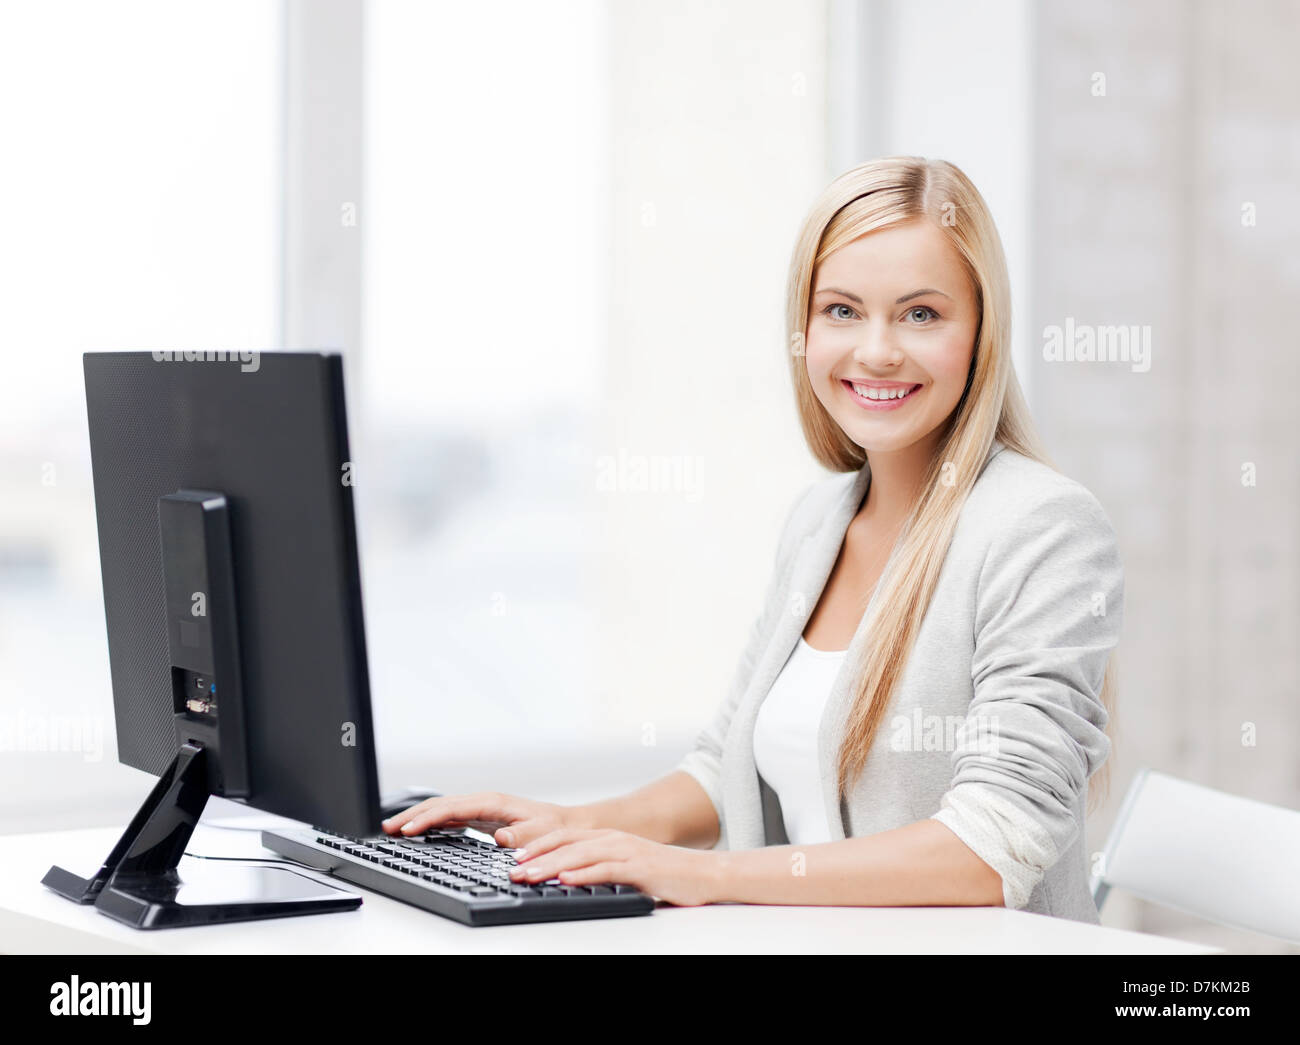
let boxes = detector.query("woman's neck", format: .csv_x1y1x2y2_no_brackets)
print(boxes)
859,433,941,523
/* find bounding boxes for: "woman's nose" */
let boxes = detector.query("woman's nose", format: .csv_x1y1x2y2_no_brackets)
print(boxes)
852,321,903,368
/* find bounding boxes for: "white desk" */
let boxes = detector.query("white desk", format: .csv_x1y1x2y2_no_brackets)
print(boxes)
0,818,1218,955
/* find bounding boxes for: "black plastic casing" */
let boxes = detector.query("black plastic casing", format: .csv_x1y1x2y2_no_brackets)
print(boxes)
83,351,382,836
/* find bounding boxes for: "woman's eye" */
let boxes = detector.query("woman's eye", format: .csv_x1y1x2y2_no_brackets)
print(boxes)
825,303,857,320
906,306,939,323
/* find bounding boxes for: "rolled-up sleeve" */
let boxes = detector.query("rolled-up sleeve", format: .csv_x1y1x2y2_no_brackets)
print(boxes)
675,480,817,843
929,480,1123,909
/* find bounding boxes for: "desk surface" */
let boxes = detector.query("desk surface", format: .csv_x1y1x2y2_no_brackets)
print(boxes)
0,817,1218,955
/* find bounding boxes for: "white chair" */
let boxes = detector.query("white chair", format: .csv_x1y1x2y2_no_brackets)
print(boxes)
1091,768,1300,945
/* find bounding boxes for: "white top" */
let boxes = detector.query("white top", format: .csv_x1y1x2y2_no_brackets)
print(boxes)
751,635,848,846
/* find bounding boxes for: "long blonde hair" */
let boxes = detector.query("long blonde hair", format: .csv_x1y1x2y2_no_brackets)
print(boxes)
784,156,1116,814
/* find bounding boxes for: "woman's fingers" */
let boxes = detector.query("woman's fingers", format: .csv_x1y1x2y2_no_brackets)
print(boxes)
381,792,520,835
456,819,511,834
492,819,554,850
511,826,586,859
554,862,626,887
509,833,624,882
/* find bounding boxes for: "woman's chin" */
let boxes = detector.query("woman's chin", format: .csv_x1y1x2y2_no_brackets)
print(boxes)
839,420,922,454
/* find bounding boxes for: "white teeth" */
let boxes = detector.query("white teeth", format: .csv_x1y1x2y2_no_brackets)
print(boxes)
852,382,914,401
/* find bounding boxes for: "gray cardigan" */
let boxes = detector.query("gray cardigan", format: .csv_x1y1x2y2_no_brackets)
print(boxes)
675,439,1124,923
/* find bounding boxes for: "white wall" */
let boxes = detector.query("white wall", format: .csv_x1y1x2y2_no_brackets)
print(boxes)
1029,0,1300,953
594,0,832,759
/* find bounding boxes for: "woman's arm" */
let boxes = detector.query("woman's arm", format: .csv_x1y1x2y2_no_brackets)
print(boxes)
925,479,1124,909
569,770,721,849
383,771,722,852
710,819,1004,906
508,814,1005,907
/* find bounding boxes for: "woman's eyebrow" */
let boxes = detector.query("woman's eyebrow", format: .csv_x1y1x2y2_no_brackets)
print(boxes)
814,286,864,304
813,286,952,304
896,287,951,303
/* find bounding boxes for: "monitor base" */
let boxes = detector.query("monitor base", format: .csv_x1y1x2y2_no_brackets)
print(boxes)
42,742,361,929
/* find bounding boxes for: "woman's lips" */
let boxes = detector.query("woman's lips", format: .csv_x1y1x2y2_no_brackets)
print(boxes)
842,379,923,411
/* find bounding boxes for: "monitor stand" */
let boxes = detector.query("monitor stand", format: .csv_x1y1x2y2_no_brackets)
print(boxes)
41,742,361,929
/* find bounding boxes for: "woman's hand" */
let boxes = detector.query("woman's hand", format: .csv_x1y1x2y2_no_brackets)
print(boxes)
380,791,584,850
509,826,724,907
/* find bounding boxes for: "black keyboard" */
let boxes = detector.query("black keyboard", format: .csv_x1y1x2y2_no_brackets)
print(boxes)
260,827,656,926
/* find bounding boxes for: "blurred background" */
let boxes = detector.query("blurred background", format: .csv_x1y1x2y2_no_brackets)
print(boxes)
0,0,1296,952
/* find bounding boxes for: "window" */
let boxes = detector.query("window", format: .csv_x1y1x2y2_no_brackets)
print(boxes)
0,0,279,829
359,0,608,767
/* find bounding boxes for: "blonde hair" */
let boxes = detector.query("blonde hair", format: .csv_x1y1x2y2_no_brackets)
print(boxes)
784,156,1116,814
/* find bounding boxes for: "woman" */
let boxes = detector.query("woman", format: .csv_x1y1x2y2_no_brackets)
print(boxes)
383,156,1124,923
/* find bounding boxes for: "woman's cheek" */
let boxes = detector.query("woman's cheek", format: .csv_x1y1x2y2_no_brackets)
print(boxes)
935,335,977,391
802,328,846,385
907,330,971,386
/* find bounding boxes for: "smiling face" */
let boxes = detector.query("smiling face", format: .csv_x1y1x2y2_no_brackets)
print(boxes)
803,219,980,456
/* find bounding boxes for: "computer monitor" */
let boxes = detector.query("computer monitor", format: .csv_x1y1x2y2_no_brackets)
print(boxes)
42,351,383,927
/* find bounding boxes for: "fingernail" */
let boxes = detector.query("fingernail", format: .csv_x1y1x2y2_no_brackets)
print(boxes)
515,848,528,860
499,830,514,846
